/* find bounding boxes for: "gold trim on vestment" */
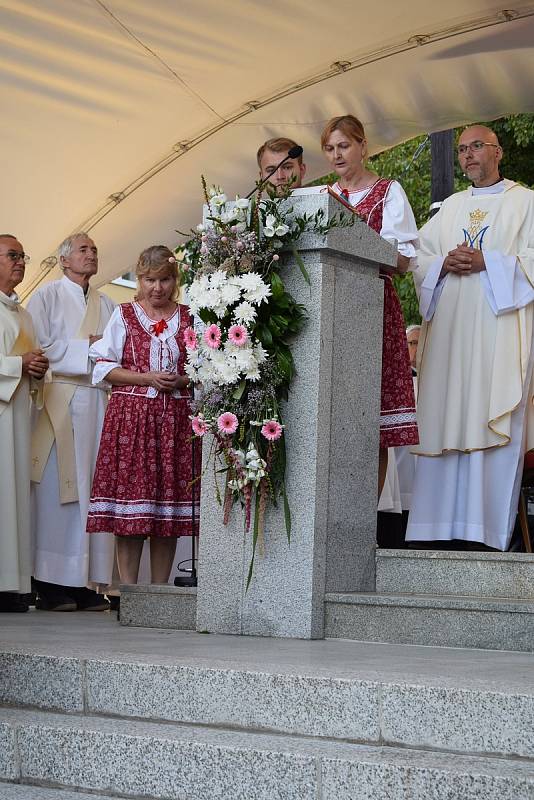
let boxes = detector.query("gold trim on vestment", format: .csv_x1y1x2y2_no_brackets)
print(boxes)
31,288,101,504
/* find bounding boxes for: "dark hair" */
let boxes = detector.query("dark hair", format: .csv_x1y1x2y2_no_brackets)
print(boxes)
257,137,302,167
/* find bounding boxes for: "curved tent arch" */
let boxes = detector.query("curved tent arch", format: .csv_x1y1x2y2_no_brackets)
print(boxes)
1,0,533,297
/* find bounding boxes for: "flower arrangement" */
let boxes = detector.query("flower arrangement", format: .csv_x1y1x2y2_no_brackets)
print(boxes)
179,180,351,584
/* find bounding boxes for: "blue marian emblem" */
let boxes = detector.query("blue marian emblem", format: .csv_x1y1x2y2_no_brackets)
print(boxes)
462,209,489,250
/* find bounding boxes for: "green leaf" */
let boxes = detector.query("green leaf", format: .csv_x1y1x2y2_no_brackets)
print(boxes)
282,486,291,543
232,380,246,401
246,494,262,591
257,324,273,347
270,272,285,299
290,242,310,285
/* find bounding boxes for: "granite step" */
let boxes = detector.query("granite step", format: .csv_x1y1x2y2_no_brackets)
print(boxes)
1,708,534,800
0,785,122,800
1,644,533,760
120,583,196,630
325,591,534,651
376,549,534,599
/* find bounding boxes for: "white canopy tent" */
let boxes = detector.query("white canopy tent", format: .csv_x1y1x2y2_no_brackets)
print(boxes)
1,0,533,298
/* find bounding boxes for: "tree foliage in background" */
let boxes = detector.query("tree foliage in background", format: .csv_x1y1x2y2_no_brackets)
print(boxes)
311,113,534,326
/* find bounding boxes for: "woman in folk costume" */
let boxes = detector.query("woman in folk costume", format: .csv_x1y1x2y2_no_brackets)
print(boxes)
321,115,419,494
87,246,199,585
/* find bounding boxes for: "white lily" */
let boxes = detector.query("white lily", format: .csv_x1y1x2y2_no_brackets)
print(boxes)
235,196,250,210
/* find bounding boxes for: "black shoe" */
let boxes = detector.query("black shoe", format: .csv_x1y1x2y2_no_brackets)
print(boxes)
35,592,77,612
107,595,120,611
0,592,30,612
69,586,110,612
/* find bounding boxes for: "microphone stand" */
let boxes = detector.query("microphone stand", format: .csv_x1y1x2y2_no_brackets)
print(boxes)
174,435,198,587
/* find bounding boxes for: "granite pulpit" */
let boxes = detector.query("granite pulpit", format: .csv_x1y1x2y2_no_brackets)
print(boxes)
196,189,396,638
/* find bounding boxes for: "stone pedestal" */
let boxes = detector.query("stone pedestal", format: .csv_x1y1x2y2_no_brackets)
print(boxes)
196,190,396,638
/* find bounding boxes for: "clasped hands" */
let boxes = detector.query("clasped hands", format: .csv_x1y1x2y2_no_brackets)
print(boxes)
441,244,486,278
22,349,48,379
145,371,190,392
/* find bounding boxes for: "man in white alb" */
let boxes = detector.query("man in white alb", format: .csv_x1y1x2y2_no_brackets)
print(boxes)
28,233,115,609
0,235,48,612
407,125,534,551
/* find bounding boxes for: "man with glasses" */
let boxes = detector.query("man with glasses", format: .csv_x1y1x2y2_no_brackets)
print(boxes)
27,233,115,611
0,235,48,611
407,125,534,551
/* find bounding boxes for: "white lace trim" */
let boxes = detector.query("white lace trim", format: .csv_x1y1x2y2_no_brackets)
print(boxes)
89,498,198,518
380,410,417,428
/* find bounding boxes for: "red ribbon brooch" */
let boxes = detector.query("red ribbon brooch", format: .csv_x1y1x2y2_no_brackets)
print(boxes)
151,319,168,336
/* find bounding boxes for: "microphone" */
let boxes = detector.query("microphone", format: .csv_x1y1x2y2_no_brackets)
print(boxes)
246,145,303,199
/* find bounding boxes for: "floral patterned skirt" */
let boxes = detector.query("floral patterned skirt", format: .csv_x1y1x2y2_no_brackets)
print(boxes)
87,393,200,537
380,276,419,449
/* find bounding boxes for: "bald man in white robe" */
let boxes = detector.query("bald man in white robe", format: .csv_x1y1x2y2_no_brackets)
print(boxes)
408,126,534,551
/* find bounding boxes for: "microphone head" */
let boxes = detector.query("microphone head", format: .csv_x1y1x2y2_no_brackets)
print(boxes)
288,145,303,159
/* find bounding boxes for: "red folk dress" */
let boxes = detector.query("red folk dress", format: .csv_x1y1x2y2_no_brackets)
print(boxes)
87,302,200,537
334,178,419,448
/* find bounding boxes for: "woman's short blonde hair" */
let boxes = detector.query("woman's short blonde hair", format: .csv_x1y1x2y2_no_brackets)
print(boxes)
320,115,366,150
135,245,178,301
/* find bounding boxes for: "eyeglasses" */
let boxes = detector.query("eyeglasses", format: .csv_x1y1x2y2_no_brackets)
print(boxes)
0,251,30,263
457,141,500,156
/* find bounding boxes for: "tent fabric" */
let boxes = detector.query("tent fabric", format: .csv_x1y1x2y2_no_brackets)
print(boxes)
1,0,533,297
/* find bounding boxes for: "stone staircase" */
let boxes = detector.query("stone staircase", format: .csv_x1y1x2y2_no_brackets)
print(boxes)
0,613,533,799
326,550,534,651
121,550,534,652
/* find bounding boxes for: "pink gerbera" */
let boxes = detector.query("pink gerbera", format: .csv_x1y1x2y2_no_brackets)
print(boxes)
217,412,239,435
227,324,248,347
184,326,198,350
204,324,222,349
261,419,283,441
191,415,208,436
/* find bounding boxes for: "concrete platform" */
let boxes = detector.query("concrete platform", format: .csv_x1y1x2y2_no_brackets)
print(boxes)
1,613,533,799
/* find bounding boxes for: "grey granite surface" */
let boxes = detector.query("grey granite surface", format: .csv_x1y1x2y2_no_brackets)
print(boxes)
325,592,534,651
376,549,534,598
2,708,533,800
120,585,197,630
197,190,391,639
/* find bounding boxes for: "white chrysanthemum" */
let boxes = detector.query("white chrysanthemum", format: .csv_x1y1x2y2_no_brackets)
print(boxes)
235,197,250,210
204,287,222,310
244,283,271,305
217,358,240,385
232,347,255,371
184,362,198,382
233,301,257,325
238,272,264,292
209,270,227,289
253,343,268,364
245,365,261,381
212,302,229,319
220,281,241,306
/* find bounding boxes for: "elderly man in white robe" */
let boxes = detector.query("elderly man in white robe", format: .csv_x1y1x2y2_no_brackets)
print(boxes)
0,235,47,612
408,125,534,551
28,232,115,610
